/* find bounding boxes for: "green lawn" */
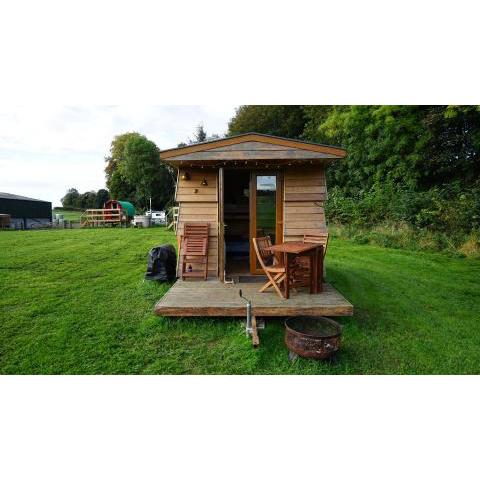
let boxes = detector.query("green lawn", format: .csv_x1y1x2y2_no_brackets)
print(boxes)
0,228,479,374
52,209,83,221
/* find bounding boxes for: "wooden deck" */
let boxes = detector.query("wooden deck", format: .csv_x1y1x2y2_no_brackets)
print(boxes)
154,279,353,317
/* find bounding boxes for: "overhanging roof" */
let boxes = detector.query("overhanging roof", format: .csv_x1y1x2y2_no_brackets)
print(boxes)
0,192,50,203
159,132,346,168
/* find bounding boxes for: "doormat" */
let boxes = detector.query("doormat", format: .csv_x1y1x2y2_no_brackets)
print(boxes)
237,275,267,283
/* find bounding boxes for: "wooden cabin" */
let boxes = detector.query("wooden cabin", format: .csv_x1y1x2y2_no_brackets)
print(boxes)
155,133,353,319
160,132,345,279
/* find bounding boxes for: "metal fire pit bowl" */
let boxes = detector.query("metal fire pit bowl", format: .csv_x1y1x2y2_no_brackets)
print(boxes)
285,316,342,360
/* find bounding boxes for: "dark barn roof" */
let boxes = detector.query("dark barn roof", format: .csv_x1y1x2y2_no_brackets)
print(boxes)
0,192,52,219
0,192,49,202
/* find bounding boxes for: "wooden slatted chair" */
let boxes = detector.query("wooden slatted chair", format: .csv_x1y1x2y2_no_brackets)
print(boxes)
181,222,209,280
303,233,329,257
252,236,286,299
292,233,330,288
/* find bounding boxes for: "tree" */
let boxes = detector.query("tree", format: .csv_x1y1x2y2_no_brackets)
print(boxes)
302,105,480,194
194,124,207,143
301,106,338,141
309,105,429,194
228,105,306,138
105,132,141,202
95,189,110,208
61,188,80,208
301,105,480,232
120,135,175,210
177,124,221,147
420,105,480,188
62,188,107,209
104,131,174,208
79,191,97,209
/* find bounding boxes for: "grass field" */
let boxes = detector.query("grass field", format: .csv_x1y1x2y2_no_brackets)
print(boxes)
52,209,82,221
1,228,479,374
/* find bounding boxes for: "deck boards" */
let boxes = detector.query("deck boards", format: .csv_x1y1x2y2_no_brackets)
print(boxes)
154,279,353,317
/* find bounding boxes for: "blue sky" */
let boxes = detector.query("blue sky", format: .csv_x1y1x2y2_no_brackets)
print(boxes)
0,105,237,206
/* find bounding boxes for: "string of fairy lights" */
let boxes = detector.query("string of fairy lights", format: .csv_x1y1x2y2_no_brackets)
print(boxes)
174,159,332,170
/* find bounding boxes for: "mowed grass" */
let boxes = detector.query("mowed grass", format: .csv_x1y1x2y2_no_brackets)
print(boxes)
0,228,479,374
52,209,82,221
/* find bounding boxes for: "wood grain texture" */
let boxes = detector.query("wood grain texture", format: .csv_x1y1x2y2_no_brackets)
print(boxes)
286,220,326,229
284,167,326,178
176,169,219,277
285,186,327,194
283,166,328,241
175,170,218,202
160,133,347,159
154,279,353,317
165,150,335,162
251,316,260,347
209,141,296,151
284,193,326,201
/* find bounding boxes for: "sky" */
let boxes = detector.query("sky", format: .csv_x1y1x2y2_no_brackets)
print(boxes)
0,105,237,207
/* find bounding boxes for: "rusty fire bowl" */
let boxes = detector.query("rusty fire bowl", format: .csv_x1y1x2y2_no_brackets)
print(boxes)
285,316,342,360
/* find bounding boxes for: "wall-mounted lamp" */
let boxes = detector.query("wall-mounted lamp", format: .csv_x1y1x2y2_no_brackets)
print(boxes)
201,177,208,186
181,171,190,181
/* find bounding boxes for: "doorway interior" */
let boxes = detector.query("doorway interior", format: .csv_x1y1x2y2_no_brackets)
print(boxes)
224,170,250,276
223,170,283,278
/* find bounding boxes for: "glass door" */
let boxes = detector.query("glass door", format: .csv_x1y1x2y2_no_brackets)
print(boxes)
249,172,283,274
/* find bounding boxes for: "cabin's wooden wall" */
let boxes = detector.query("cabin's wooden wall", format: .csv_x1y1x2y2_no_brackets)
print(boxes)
176,169,218,277
173,165,328,277
283,166,327,241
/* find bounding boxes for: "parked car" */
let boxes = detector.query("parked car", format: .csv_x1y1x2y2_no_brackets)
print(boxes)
146,210,166,225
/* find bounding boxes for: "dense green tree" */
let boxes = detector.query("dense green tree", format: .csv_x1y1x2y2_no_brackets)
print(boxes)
226,104,480,235
79,191,97,209
105,132,174,209
303,105,480,193
228,105,306,138
420,106,480,188
95,189,110,208
107,169,136,202
301,106,338,141
301,105,480,233
61,188,80,208
105,132,142,202
120,135,174,210
309,105,429,194
62,188,106,209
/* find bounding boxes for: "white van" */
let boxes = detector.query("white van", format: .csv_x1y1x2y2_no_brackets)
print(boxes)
146,210,166,225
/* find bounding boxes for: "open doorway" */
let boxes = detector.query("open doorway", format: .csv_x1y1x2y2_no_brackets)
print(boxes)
224,170,250,276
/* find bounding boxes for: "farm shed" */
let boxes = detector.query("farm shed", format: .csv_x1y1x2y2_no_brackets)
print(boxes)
155,133,353,319
0,192,52,229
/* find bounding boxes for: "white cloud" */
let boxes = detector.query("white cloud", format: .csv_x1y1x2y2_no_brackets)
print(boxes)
0,105,236,205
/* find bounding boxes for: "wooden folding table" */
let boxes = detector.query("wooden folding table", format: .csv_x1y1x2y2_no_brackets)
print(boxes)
269,241,324,299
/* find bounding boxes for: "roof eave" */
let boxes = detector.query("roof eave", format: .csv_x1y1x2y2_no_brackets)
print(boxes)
159,132,347,160
160,156,340,169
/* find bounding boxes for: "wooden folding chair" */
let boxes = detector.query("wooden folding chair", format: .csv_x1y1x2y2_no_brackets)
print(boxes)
303,233,329,258
292,232,329,288
181,222,209,280
252,236,286,299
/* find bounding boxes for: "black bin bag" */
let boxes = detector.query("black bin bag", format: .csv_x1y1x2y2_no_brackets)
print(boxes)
145,244,177,282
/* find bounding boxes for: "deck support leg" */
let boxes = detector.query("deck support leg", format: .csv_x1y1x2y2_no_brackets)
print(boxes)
251,315,260,348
